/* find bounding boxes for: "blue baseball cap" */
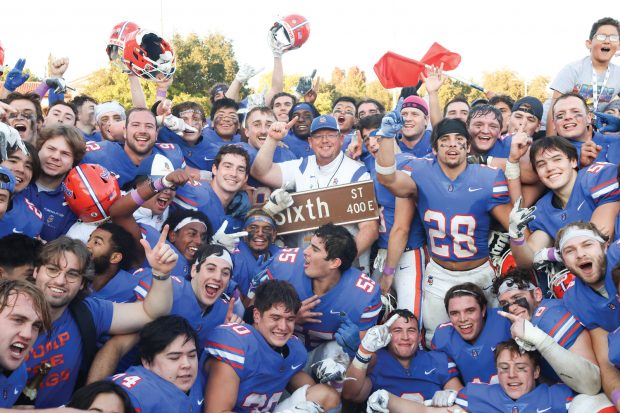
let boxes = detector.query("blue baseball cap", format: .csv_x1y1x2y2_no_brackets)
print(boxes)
310,115,340,134
0,166,16,194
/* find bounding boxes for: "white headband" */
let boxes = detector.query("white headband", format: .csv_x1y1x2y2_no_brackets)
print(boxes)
173,217,207,233
201,250,233,269
559,228,605,252
497,279,536,296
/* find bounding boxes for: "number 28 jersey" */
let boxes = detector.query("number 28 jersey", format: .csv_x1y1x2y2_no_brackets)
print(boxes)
403,158,510,262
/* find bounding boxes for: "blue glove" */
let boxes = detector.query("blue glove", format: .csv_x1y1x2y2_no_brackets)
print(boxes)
247,267,273,299
334,315,361,357
376,98,403,138
226,191,251,218
594,111,620,133
4,59,29,92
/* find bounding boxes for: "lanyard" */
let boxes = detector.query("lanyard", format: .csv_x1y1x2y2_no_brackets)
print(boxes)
591,63,610,110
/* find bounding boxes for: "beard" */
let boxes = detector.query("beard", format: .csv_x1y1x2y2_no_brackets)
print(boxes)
92,253,111,275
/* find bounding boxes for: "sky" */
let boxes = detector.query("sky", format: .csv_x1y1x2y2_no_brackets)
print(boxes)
3,0,619,91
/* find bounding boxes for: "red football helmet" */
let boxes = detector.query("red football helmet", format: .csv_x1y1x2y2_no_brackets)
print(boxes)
63,164,120,223
269,14,310,52
106,21,140,63
123,29,176,80
548,267,576,299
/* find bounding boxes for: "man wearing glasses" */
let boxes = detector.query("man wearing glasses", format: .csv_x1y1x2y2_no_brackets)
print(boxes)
547,17,620,135
251,114,378,269
25,229,176,408
4,92,44,144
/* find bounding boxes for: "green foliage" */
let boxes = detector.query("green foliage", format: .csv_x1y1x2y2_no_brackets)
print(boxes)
365,80,392,111
81,67,157,108
527,75,550,102
482,69,525,100
437,78,484,108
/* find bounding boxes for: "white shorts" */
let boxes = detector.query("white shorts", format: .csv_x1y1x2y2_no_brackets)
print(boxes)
421,258,498,345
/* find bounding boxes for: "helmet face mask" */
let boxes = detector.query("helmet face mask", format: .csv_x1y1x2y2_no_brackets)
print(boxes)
269,14,310,53
63,164,120,223
123,29,176,81
106,21,139,64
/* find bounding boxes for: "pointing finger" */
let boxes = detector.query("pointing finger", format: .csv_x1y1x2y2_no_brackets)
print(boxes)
498,310,518,321
155,225,170,250
384,313,400,327
286,116,299,129
229,231,249,238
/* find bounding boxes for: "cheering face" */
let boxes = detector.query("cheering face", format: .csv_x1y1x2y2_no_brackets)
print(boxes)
433,133,469,169
497,289,539,321
0,293,44,371
362,128,381,157
292,109,313,138
143,334,198,393
125,111,157,156
552,96,589,141
212,108,239,138
33,252,84,310
508,111,540,136
211,153,248,195
332,101,356,132
357,102,381,120
468,112,501,153
1,149,34,192
178,109,204,144
245,220,275,255
445,101,469,123
387,317,419,360
560,235,607,289
190,255,231,308
253,303,295,347
245,111,275,150
45,105,76,126
169,222,208,262
98,111,124,142
38,136,74,179
587,24,620,64
533,148,577,192
273,96,295,122
87,228,117,274
142,187,175,216
447,295,485,342
496,349,539,400
303,235,338,279
400,107,427,140
7,99,38,143
309,130,343,166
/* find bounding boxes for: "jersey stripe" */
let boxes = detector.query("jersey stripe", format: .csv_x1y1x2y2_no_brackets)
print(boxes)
591,179,619,200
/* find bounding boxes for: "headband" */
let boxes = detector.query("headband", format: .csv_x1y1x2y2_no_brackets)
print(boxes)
401,99,428,116
497,279,536,296
244,215,275,228
292,103,313,114
173,217,208,233
559,228,605,252
198,250,234,269
95,101,126,123
435,119,469,139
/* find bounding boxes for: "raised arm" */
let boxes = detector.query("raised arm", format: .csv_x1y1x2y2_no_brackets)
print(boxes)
250,117,297,188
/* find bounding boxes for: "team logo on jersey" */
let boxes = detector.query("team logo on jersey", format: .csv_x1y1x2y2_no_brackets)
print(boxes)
609,303,616,310
100,167,111,180
47,215,54,224
469,345,483,359
427,275,433,285
534,306,547,318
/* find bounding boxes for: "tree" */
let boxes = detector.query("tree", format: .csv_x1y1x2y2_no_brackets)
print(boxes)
365,80,392,111
482,69,524,99
437,78,484,108
526,75,550,102
335,66,366,99
81,67,157,109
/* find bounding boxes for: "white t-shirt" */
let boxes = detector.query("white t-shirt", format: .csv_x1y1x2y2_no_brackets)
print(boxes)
550,56,620,111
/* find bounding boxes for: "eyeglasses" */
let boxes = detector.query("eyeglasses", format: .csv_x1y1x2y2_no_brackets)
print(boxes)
311,133,339,140
332,109,355,117
7,111,36,121
42,264,83,284
593,34,620,42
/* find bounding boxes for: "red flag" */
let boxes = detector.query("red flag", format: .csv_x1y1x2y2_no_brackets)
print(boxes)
373,51,426,89
420,42,461,71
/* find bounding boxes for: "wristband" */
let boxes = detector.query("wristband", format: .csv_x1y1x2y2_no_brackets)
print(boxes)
612,388,620,406
151,270,171,281
162,176,175,189
510,237,526,246
505,161,521,180
374,160,396,175
352,351,371,370
383,266,396,276
34,82,51,97
129,189,146,206
156,89,167,98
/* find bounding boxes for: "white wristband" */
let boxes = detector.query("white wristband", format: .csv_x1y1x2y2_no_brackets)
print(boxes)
162,176,175,188
505,161,520,180
375,160,396,175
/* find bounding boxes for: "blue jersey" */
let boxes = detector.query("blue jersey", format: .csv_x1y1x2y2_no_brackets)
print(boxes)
487,135,512,158
372,154,426,249
0,363,27,407
22,183,76,241
609,326,620,367
397,130,433,158
566,132,608,160
205,323,307,413
112,365,204,413
82,141,185,187
238,142,297,188
0,195,43,238
431,309,512,384
158,126,215,170
133,268,228,347
404,158,510,262
83,130,102,142
174,181,226,231
26,298,113,407
282,130,311,158
562,242,620,331
232,241,281,297
455,382,573,412
531,299,584,382
368,349,457,400
139,224,190,279
529,162,619,237
90,269,142,303
200,129,241,170
258,248,381,350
